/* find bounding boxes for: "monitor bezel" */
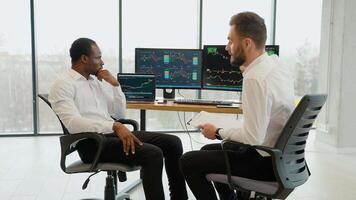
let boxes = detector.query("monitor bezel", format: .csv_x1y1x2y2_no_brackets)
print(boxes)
117,73,156,102
135,48,203,89
265,45,279,56
201,45,243,92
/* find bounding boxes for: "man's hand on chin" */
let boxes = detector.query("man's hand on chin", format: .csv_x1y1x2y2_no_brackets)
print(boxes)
96,69,119,86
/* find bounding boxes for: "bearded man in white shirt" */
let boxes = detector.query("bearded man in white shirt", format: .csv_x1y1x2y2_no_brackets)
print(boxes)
49,38,187,200
180,12,294,200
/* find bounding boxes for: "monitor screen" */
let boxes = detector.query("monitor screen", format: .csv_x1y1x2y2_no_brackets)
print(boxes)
265,45,279,56
135,48,202,89
117,73,156,102
202,45,280,91
202,45,243,91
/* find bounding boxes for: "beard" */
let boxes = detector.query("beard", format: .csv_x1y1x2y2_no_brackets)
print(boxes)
92,65,103,76
230,44,246,67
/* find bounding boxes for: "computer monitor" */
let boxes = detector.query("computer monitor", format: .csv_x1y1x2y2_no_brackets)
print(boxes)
135,48,202,89
117,73,156,102
202,45,243,91
202,45,280,91
135,48,203,99
265,45,279,56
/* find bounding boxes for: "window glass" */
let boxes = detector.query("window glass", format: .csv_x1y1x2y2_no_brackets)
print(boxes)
36,0,120,133
0,0,33,134
122,0,199,130
276,0,323,97
202,0,273,101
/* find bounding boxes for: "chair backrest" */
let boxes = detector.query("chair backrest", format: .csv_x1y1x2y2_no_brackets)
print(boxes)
274,94,327,189
38,94,70,135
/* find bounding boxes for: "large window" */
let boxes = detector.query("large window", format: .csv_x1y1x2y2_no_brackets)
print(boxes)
201,0,273,101
0,0,324,135
0,0,33,134
275,0,323,97
122,0,199,130
202,0,273,45
36,0,120,133
122,0,199,73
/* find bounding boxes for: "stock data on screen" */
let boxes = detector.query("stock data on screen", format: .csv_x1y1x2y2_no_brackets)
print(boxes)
119,74,155,101
265,45,279,56
135,48,202,89
202,45,243,91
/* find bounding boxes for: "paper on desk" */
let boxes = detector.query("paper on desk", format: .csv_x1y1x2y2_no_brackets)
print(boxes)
187,111,242,129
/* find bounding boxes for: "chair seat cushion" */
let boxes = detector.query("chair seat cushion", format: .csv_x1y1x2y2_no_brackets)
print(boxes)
66,160,141,173
206,174,279,195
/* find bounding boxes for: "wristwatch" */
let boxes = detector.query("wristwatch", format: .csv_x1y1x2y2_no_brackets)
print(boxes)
215,128,223,140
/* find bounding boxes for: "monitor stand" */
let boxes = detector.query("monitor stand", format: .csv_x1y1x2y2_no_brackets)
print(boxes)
163,88,175,99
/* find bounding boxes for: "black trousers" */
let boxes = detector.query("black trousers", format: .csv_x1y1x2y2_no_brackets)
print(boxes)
180,143,275,200
76,131,188,200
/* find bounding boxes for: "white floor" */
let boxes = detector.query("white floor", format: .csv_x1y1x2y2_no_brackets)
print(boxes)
1,131,356,200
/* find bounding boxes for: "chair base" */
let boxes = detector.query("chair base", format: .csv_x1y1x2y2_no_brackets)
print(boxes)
116,193,130,200
79,170,142,200
81,193,130,200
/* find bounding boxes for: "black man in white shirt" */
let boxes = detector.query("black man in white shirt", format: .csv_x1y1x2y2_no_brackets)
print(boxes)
49,38,188,200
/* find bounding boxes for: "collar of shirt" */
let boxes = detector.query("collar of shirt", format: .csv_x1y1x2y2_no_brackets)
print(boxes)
242,52,269,77
68,68,94,81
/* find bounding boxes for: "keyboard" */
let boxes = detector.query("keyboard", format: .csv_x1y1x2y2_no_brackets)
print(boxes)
174,99,235,106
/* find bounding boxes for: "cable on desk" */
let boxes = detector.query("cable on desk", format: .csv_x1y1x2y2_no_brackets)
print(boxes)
177,89,185,98
177,112,207,151
183,112,208,145
176,89,209,149
177,111,194,150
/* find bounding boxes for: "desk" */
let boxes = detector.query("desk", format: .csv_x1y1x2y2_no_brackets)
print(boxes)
127,102,242,131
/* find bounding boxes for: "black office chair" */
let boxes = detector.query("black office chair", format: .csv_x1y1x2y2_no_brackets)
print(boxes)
38,94,141,200
206,94,327,200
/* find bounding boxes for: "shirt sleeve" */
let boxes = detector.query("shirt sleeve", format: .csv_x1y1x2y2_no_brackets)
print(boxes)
100,81,127,119
219,78,271,145
49,79,114,134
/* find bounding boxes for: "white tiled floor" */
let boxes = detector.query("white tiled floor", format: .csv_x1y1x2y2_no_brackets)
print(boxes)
1,131,356,200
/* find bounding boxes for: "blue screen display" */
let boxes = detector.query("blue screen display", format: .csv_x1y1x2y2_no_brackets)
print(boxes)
135,48,202,89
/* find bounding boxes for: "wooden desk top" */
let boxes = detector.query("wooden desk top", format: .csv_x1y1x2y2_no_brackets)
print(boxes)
127,102,242,114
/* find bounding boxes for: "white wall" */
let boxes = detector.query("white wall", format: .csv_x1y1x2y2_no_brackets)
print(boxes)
317,0,356,149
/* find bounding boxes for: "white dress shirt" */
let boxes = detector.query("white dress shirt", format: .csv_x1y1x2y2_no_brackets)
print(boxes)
49,69,126,134
219,53,295,148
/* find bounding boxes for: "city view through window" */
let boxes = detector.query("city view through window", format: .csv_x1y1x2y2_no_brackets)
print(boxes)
0,0,322,134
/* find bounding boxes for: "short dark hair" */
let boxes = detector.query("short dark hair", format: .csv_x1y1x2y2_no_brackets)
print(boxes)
229,12,267,49
69,38,96,63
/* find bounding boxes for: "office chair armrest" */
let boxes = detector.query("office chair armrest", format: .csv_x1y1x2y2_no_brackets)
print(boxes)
221,140,283,158
59,132,106,173
250,145,283,157
220,140,284,190
219,140,250,189
252,145,298,190
114,118,139,131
